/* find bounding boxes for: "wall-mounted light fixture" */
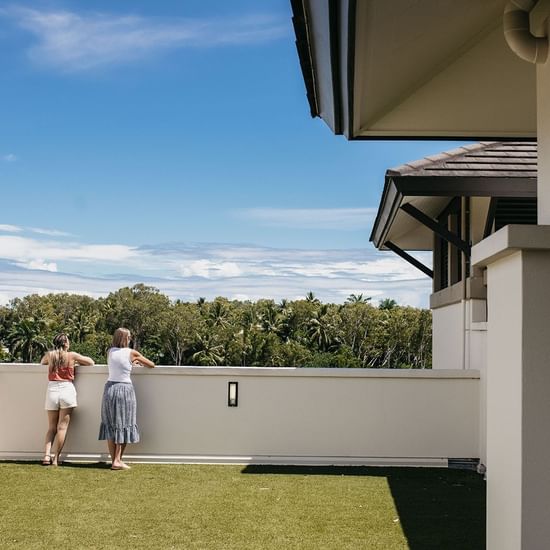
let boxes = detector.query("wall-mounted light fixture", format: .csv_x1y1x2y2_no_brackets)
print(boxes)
228,381,238,407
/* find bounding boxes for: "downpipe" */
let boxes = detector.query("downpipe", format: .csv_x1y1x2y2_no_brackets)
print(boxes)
503,0,550,63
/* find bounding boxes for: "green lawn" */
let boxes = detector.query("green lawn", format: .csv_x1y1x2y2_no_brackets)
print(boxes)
0,463,485,549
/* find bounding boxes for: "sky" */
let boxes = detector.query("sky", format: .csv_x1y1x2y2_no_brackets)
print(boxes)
0,0,467,307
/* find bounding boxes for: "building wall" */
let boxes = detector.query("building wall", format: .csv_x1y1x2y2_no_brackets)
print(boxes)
432,299,487,371
432,301,465,369
432,298,487,464
0,364,480,465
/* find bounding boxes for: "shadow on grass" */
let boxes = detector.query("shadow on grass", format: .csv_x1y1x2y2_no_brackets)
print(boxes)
55,461,111,470
241,465,485,550
0,460,110,470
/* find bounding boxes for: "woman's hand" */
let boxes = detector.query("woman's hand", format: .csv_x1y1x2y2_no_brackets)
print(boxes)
130,350,155,368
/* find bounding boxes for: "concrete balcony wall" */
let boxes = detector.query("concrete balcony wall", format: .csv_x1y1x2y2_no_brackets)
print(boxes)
0,364,480,466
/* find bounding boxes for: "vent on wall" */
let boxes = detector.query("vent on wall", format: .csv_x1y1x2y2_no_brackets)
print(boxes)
494,197,537,231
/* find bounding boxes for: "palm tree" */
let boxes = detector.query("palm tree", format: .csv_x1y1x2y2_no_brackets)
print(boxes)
238,307,259,366
307,306,338,352
7,317,48,362
345,293,371,304
259,303,283,334
305,291,320,304
379,298,398,310
67,311,95,343
191,334,224,366
207,300,230,329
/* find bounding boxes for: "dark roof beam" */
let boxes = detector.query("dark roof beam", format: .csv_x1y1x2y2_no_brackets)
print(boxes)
384,241,434,279
394,176,536,197
400,202,471,256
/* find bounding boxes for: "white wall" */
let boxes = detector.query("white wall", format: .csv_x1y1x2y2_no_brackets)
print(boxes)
0,364,480,465
432,302,465,369
432,300,487,465
432,300,487,370
473,225,550,549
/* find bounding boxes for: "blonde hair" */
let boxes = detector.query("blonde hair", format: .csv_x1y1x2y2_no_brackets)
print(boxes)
112,328,131,349
50,333,69,373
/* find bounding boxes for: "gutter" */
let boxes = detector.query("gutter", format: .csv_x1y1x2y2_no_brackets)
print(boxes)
290,0,319,118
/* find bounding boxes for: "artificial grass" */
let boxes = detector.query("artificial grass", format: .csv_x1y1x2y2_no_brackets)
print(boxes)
0,463,484,550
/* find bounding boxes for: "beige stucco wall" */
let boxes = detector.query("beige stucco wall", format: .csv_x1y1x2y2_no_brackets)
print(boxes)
473,225,550,549
432,302,465,369
0,364,480,465
432,300,487,370
432,300,487,467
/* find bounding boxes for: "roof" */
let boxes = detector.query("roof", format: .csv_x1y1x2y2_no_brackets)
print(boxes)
387,142,537,179
370,141,537,250
291,0,536,139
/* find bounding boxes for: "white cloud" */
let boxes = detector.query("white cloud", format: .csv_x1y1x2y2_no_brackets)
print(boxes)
0,234,432,307
27,227,72,237
0,235,138,263
2,153,17,162
17,259,57,272
2,7,288,71
180,260,242,279
0,224,71,237
0,263,432,308
0,224,22,232
235,208,377,230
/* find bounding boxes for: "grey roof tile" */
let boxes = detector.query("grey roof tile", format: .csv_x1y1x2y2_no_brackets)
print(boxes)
389,141,537,178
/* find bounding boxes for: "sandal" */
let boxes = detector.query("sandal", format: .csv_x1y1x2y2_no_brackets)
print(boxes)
111,463,131,471
41,455,52,466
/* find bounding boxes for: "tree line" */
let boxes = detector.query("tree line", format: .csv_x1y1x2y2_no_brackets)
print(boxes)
0,284,432,368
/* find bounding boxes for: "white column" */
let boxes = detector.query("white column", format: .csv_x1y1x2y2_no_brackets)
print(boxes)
472,226,550,550
538,58,550,224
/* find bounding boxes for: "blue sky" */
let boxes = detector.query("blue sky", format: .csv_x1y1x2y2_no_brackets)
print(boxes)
0,1,466,306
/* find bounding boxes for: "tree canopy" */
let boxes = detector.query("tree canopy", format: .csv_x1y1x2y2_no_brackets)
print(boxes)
0,285,432,368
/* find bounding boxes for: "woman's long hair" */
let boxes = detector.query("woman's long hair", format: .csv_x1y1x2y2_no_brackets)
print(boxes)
112,328,131,349
50,333,69,374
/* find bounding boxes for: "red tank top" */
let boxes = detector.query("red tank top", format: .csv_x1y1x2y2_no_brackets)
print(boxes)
48,353,75,381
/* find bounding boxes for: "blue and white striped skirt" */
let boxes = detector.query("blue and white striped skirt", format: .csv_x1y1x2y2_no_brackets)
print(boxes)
98,381,140,444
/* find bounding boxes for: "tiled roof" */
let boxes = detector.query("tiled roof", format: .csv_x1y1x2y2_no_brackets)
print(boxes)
387,142,537,179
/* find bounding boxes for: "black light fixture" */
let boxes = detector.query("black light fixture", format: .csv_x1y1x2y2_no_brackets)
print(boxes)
228,381,238,407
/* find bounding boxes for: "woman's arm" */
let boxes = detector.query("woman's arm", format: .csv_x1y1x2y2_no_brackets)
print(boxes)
70,352,95,366
130,350,155,368
40,352,49,365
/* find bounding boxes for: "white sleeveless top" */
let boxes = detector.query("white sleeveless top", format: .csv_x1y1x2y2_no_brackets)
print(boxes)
107,347,133,383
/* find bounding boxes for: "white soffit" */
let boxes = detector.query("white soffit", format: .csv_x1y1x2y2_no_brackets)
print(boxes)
354,0,536,138
384,197,451,251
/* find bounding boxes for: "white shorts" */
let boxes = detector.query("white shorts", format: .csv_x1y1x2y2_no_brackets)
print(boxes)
45,381,77,410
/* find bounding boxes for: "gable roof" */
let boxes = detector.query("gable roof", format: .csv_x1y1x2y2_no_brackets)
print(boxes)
370,141,537,250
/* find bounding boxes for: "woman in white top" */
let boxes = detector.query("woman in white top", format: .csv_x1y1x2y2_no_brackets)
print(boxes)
98,327,155,470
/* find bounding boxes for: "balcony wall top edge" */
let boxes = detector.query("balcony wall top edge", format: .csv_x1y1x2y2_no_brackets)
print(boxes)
0,363,481,379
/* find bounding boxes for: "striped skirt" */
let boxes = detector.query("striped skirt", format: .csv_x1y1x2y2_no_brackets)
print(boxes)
98,381,140,444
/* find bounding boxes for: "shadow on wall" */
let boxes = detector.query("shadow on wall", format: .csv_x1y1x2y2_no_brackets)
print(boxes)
241,465,486,550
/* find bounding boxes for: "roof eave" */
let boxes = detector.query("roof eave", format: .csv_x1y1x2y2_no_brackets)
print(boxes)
291,0,319,119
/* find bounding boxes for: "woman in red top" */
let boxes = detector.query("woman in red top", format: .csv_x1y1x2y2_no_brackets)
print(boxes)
41,333,94,466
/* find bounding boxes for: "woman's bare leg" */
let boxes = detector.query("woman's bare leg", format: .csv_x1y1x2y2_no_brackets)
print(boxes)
43,410,59,463
120,443,127,462
112,444,130,470
107,439,116,463
52,407,73,466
